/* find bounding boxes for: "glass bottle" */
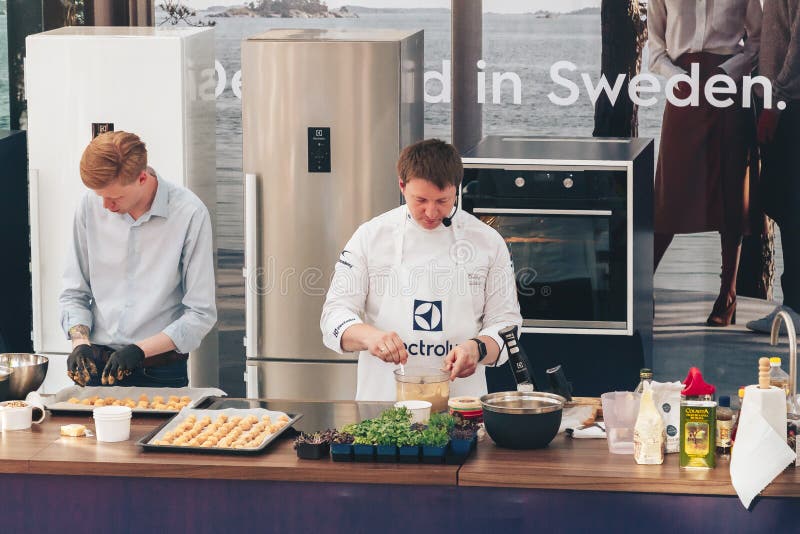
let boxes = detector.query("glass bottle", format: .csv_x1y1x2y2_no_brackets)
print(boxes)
730,386,746,446
634,386,665,465
716,396,733,458
634,368,654,393
769,357,791,409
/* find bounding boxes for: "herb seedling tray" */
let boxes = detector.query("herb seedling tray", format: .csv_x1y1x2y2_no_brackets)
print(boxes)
320,436,478,464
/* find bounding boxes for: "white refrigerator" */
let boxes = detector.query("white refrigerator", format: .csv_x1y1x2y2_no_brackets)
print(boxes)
25,26,218,392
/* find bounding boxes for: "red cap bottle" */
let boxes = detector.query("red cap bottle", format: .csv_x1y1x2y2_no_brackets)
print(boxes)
682,367,715,399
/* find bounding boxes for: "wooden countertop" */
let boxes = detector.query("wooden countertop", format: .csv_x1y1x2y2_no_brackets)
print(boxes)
3,413,799,497
461,433,800,497
3,414,458,486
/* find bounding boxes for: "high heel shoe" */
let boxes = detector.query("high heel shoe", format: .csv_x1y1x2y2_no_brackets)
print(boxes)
706,293,737,327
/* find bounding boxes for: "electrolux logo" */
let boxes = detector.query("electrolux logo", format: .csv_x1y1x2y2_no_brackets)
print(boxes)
413,299,442,332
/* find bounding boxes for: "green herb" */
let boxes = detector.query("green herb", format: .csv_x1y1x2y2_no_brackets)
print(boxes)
337,407,421,446
395,426,423,447
428,413,456,432
420,425,449,448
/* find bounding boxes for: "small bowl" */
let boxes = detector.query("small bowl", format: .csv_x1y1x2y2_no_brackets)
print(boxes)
394,400,432,424
480,391,565,449
0,354,48,400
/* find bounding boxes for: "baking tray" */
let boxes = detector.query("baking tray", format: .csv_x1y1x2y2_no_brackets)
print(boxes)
191,396,391,435
138,407,303,455
44,386,226,416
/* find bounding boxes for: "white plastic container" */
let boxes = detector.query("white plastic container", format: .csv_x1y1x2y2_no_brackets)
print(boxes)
93,406,132,442
394,400,432,424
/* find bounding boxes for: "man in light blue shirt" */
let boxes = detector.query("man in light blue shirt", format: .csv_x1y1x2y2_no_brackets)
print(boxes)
60,131,216,387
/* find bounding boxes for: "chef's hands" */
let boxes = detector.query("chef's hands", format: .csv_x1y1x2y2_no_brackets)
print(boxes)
365,329,408,365
67,344,97,386
443,341,480,381
101,344,145,385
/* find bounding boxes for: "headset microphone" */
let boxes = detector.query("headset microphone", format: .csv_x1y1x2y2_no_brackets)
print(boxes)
442,185,461,227
442,205,456,227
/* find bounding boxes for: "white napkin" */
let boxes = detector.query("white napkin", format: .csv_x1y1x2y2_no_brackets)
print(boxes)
569,422,606,439
729,387,795,509
559,405,595,433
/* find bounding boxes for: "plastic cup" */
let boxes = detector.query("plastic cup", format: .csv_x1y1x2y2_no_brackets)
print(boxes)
93,405,132,442
600,391,641,454
394,400,432,424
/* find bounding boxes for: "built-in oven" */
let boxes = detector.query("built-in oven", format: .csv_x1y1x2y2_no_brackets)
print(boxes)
462,137,654,396
464,166,628,333
462,135,653,338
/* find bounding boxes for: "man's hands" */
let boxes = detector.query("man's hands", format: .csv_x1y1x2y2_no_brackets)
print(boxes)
67,344,97,386
443,341,480,381
101,344,145,385
365,329,408,365
340,324,408,364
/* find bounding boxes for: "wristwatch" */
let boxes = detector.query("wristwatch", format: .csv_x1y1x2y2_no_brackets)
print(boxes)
470,338,487,363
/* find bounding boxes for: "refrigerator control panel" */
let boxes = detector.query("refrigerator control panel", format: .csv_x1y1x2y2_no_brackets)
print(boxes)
92,122,114,138
308,127,331,173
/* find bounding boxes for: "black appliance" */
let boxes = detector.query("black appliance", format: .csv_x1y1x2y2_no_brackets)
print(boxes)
0,130,33,353
462,136,654,396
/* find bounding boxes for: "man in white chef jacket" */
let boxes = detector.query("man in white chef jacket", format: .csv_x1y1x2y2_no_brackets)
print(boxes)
321,139,522,401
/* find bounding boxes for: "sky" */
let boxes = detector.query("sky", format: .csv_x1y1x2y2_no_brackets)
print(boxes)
187,0,601,14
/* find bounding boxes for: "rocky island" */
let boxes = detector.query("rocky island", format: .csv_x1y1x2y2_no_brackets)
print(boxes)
208,1,357,19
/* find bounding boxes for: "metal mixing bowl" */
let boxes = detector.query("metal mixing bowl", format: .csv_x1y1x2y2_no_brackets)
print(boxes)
0,365,14,402
480,391,566,449
0,354,49,400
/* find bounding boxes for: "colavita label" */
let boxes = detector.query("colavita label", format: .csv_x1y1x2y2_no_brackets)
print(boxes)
679,401,716,469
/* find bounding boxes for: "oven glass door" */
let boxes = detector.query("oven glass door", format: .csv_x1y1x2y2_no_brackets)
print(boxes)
476,209,627,330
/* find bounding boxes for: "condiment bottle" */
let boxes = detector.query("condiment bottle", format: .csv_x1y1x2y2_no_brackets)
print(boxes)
634,368,653,394
715,396,733,458
634,384,665,464
769,357,791,409
679,367,716,469
730,386,745,446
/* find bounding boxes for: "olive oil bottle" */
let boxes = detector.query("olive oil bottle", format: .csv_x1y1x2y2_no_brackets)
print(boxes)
679,367,717,469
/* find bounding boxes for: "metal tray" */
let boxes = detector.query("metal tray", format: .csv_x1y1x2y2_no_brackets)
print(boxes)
138,407,303,455
45,386,226,416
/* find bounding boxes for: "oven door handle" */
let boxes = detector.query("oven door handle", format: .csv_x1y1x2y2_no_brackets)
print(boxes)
473,208,613,216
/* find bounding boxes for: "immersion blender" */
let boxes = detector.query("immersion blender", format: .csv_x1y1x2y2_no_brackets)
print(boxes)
498,325,537,392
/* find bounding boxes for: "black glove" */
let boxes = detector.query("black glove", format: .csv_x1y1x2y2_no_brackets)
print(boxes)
67,344,97,386
101,344,145,385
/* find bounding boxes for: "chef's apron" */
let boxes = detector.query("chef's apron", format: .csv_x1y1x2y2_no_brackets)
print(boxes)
355,207,487,401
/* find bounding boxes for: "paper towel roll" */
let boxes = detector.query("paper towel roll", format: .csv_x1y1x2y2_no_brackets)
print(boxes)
744,385,787,438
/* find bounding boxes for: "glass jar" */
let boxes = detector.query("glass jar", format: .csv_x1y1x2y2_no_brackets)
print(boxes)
394,367,450,414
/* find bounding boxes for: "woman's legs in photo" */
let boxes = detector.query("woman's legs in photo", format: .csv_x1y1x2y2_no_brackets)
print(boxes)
707,233,742,326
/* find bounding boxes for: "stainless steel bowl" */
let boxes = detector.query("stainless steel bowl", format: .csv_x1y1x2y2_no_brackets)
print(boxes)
0,354,49,400
481,391,566,414
0,365,14,402
480,391,566,449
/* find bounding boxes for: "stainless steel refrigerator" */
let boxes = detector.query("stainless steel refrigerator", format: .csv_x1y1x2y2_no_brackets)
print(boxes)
242,29,424,400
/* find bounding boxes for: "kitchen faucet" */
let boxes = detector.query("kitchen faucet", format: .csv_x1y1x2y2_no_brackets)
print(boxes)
770,310,798,415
